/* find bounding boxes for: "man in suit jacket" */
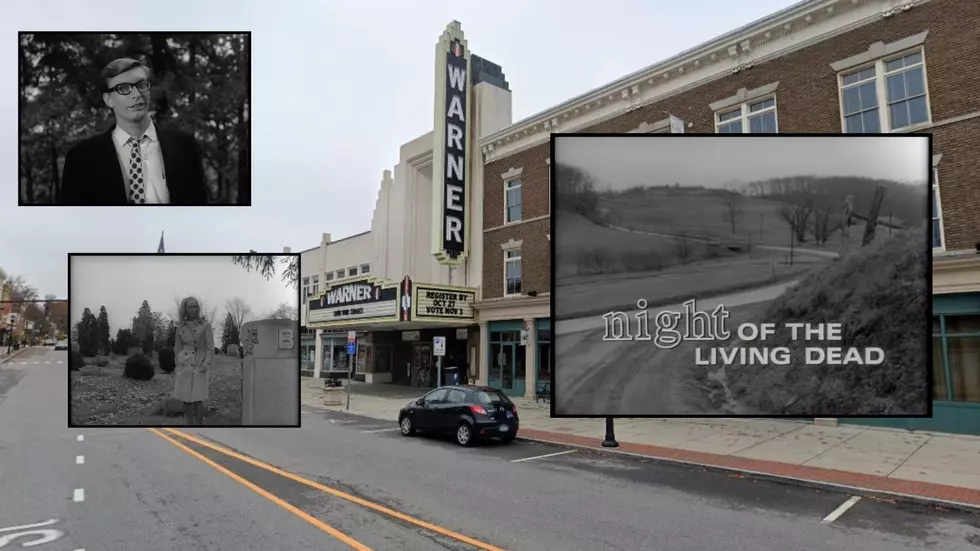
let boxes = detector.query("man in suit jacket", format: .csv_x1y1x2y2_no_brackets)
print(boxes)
60,58,208,206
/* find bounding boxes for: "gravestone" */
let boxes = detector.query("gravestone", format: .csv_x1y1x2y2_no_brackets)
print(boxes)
240,319,299,426
227,344,239,357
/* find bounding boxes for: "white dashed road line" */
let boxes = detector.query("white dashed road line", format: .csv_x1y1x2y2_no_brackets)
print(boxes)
511,450,577,463
76,455,85,465
362,428,400,433
822,496,862,524
77,435,84,442
72,489,85,503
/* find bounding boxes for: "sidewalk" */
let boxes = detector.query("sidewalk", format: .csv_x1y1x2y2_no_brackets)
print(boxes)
0,347,30,364
301,378,980,512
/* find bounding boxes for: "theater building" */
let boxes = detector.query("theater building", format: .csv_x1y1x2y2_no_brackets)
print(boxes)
300,22,514,388
475,0,980,427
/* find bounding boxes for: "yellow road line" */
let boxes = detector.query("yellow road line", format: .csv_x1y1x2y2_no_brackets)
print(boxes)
147,428,372,551
160,428,509,551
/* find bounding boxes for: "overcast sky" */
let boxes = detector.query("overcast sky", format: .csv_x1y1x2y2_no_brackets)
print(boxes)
1,0,804,300
70,256,297,335
556,136,931,191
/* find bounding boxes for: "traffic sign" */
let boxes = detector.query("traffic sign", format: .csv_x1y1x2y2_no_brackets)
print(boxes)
347,331,356,344
433,336,446,357
347,341,356,355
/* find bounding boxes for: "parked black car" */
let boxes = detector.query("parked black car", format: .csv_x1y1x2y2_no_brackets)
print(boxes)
398,385,519,446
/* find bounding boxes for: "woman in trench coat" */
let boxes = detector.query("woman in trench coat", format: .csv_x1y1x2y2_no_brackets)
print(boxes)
173,296,214,425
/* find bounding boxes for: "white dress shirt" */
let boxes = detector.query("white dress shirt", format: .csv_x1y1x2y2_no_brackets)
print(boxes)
111,121,170,204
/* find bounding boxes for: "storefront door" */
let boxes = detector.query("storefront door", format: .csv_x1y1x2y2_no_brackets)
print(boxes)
413,343,434,388
488,324,526,397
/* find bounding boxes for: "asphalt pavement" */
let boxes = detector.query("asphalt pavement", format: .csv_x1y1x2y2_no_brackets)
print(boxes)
3,346,980,550
554,282,795,416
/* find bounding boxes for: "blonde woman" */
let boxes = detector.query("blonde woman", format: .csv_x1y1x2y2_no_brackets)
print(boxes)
173,296,214,425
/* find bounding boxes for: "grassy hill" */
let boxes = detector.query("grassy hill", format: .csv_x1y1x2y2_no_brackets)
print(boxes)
597,187,904,252
554,211,717,278
723,225,929,416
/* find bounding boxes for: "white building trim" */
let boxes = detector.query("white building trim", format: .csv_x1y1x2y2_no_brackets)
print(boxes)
480,0,928,163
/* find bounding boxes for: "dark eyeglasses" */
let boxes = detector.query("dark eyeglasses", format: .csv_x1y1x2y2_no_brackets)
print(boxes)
107,80,151,95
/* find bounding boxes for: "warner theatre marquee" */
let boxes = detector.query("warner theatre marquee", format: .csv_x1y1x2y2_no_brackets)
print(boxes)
308,275,477,329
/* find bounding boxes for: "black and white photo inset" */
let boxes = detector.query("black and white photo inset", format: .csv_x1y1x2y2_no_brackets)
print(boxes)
19,32,251,206
68,253,300,427
551,134,931,418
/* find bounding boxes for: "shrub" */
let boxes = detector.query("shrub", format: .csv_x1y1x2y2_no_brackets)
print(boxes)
158,347,176,373
123,354,154,381
70,350,84,371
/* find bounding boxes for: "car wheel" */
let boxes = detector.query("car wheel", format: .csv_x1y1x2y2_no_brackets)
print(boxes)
399,416,415,436
455,422,475,447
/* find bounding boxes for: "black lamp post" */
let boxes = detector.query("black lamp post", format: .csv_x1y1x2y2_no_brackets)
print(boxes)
601,416,619,448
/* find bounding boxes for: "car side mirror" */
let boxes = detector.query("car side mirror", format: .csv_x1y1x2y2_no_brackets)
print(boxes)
416,399,425,406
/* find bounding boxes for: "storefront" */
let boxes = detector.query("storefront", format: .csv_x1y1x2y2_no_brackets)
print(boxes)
841,254,980,435
306,274,480,386
475,295,550,398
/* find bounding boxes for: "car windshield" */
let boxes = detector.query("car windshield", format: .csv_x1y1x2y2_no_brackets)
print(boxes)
474,391,512,406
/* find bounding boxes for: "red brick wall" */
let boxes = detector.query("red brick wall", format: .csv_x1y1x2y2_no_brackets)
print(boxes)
482,0,980,298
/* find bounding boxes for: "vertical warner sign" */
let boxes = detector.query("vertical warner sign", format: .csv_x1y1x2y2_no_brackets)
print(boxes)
432,21,471,265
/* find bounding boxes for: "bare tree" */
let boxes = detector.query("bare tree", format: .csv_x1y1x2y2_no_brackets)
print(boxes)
3,275,38,304
721,186,744,236
675,234,691,262
267,302,298,321
812,208,842,245
225,297,254,335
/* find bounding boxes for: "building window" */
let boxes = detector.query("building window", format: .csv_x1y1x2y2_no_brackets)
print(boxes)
302,277,310,305
546,158,551,214
839,50,930,133
325,272,334,281
505,179,522,223
361,264,370,274
715,97,778,133
348,266,358,277
504,248,522,296
311,275,319,297
335,270,345,280
932,165,944,251
934,315,980,403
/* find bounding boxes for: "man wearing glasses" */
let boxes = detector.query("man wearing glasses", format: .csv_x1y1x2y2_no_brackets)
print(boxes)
60,58,207,205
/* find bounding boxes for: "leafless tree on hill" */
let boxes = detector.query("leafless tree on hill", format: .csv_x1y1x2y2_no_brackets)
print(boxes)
721,185,744,236
675,234,691,262
556,163,600,218
778,187,815,244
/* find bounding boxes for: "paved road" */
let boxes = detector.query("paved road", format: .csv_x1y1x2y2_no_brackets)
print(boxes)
4,347,980,550
554,279,806,416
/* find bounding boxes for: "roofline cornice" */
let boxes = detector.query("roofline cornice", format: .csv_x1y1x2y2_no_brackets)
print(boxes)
478,0,925,158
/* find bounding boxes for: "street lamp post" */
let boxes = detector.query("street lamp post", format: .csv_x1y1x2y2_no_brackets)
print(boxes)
5,317,14,355
601,417,619,448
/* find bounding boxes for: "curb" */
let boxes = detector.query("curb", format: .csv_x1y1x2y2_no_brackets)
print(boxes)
307,400,980,515
514,434,980,516
0,347,30,365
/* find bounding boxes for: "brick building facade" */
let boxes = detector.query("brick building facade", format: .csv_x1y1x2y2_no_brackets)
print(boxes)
474,0,980,432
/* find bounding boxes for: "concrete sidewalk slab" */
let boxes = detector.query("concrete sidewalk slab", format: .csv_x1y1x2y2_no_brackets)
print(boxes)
299,377,980,512
0,347,31,364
